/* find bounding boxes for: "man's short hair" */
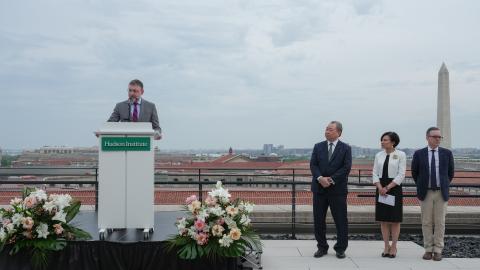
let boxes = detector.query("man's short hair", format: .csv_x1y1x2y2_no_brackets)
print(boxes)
426,127,440,136
330,121,343,135
381,131,400,147
129,79,144,89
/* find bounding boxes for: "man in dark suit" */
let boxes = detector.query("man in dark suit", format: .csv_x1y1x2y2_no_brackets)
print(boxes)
108,79,162,140
310,121,352,259
411,127,454,261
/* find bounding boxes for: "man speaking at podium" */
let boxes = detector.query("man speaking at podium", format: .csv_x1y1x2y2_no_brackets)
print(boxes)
108,79,162,140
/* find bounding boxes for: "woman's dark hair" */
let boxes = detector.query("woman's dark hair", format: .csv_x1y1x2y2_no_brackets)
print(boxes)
381,131,400,147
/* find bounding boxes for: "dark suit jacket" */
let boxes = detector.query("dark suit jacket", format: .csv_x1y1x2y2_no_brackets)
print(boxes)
411,147,454,201
310,140,352,195
108,98,161,133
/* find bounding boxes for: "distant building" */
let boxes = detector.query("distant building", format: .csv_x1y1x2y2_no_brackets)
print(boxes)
38,146,74,154
263,144,274,155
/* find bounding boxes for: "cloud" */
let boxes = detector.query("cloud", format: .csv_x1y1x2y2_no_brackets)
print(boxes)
1,0,479,149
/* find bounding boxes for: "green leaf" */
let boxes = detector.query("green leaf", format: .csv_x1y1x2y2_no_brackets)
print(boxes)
190,244,197,259
65,201,81,223
68,226,92,240
22,187,36,199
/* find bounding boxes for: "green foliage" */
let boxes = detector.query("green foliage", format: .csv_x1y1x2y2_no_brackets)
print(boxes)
166,228,262,260
64,201,81,223
0,155,18,167
0,188,92,269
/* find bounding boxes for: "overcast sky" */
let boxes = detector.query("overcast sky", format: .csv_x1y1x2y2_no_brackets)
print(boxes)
1,0,479,150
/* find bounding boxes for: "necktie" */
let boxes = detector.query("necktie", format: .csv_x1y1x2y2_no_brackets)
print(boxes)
328,143,333,161
132,102,138,122
430,150,437,188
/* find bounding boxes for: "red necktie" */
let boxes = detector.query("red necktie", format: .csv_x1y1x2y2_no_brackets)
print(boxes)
132,102,138,122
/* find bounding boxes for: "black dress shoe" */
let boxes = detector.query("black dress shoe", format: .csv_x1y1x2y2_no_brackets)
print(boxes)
336,251,346,259
314,249,328,258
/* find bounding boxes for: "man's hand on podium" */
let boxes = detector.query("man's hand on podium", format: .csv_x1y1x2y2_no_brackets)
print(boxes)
154,131,162,140
94,131,100,138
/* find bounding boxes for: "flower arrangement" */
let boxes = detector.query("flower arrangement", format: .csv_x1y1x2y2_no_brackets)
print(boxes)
0,188,91,269
166,181,261,260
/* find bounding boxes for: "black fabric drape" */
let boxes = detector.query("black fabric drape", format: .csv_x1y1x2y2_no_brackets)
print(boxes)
0,241,238,270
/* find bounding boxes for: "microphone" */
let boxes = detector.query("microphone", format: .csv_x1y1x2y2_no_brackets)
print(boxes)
127,100,131,122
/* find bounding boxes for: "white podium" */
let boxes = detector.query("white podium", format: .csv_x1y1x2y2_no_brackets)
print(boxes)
96,122,155,239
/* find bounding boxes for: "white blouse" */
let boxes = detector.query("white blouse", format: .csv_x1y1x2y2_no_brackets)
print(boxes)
372,149,407,185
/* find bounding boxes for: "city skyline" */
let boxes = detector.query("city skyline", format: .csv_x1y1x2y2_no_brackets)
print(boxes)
1,1,480,149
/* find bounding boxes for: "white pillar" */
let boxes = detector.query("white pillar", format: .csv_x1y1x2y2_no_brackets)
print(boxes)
437,62,452,149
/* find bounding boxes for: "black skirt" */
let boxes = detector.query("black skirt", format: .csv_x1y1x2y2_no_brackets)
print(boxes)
375,177,403,222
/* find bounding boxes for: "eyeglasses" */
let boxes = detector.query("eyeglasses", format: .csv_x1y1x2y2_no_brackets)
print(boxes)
128,89,137,92
429,136,443,139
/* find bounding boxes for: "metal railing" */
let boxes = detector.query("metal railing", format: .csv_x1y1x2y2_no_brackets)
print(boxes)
1,166,479,237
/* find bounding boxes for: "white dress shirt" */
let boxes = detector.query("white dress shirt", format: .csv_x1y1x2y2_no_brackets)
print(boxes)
428,146,440,188
372,149,407,185
327,139,339,153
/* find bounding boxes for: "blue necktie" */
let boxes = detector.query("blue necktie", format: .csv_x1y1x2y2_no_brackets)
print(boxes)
430,150,437,189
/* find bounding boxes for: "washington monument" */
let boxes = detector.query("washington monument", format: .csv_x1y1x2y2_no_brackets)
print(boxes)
437,62,452,149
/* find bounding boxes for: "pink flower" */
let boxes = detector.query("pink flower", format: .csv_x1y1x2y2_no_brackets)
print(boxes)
22,217,34,230
216,218,225,225
22,231,33,239
2,219,11,225
205,196,217,206
194,219,206,231
53,224,64,235
185,195,198,205
24,196,37,208
196,233,208,245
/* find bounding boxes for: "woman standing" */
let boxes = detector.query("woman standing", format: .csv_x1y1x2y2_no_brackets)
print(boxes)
372,132,406,258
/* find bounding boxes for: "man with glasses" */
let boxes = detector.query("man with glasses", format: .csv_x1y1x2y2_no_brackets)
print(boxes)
411,127,454,261
108,79,162,140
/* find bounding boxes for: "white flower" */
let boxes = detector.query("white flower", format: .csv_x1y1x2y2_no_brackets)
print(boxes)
52,210,67,223
0,212,3,220
177,217,187,229
11,213,23,226
36,223,49,239
42,200,57,212
242,202,254,214
219,234,233,247
0,228,6,242
215,181,223,189
208,187,231,204
224,217,237,229
187,228,196,240
196,209,209,221
240,215,251,226
5,223,15,233
208,205,225,217
30,189,48,201
10,198,22,206
187,200,202,213
211,224,225,237
226,206,239,217
49,194,72,210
